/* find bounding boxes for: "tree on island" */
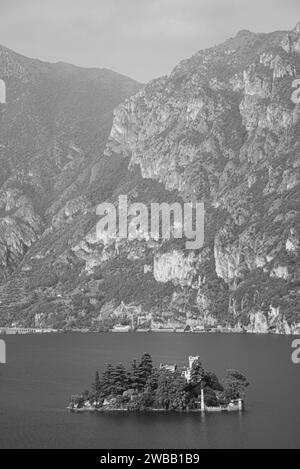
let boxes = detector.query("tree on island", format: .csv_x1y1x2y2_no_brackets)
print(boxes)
183,360,227,408
139,353,153,382
203,387,219,406
110,364,127,395
223,369,249,400
190,358,206,385
128,353,153,392
153,369,189,411
203,371,223,391
167,374,189,411
155,370,172,410
129,359,143,392
145,367,160,394
91,371,102,400
101,363,115,396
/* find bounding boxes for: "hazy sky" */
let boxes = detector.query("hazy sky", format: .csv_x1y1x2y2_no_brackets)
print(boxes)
0,0,299,82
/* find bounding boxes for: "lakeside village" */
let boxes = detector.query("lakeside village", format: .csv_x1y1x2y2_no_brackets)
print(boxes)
0,323,241,335
0,302,245,335
68,355,249,414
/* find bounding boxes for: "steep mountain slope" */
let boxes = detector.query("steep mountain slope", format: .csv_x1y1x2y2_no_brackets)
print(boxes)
1,24,300,334
0,45,141,324
0,45,140,275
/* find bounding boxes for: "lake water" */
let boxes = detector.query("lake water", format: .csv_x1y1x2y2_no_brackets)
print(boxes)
0,332,299,449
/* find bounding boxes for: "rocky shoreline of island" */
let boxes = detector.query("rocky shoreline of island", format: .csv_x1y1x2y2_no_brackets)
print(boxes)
68,354,249,414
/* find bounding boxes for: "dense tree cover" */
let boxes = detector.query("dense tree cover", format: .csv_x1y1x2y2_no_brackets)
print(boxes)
223,369,249,400
234,269,300,325
71,355,249,411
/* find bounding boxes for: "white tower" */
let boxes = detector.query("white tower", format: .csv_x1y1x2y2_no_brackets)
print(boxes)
188,355,199,369
238,398,244,411
200,387,205,412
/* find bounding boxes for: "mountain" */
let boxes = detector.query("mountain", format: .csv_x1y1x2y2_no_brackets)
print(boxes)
0,45,141,324
1,23,300,334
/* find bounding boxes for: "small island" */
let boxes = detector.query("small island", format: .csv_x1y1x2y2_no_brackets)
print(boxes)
68,355,249,413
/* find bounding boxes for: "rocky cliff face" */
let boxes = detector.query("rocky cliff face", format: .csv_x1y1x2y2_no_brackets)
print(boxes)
0,25,300,333
103,23,300,333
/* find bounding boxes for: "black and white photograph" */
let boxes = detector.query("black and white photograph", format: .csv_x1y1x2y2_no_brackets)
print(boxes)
0,0,300,455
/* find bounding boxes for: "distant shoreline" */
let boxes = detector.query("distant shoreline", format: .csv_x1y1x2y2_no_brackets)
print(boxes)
1,328,299,336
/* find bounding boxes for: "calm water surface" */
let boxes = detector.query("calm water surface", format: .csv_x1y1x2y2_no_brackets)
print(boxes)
0,332,299,448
